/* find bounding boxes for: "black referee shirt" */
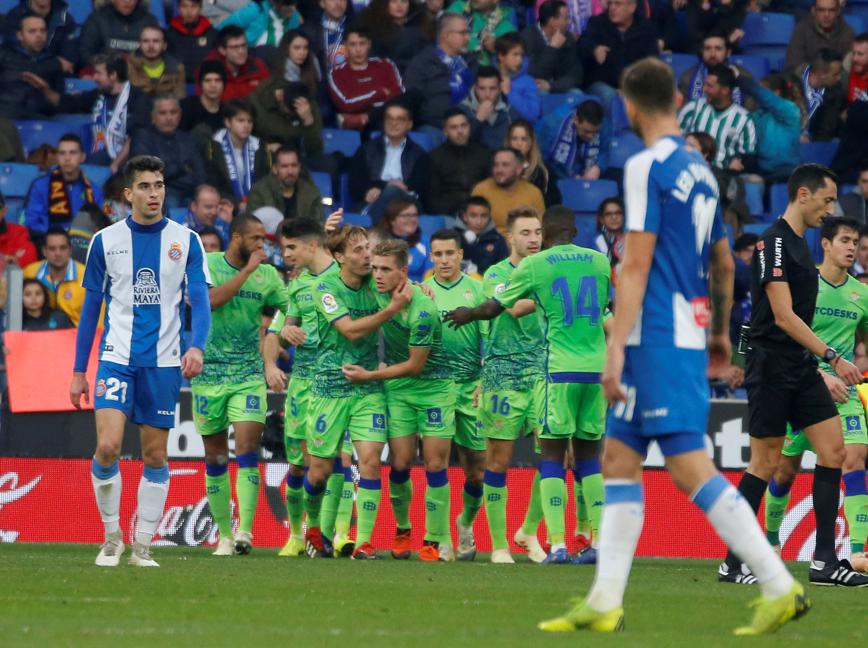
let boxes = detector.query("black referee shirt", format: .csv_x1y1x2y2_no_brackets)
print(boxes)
748,218,818,355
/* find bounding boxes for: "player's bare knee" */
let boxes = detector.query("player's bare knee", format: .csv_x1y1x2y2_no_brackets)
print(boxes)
773,459,799,489
288,463,305,477
843,445,868,473
816,442,845,469
94,440,121,465
357,452,380,479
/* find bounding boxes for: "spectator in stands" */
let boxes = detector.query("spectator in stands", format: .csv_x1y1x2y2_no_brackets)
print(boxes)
186,184,232,246
679,30,752,106
521,0,582,94
360,0,436,73
470,147,545,234
204,25,270,100
68,203,111,263
0,190,37,268
327,24,404,130
537,97,609,180
428,107,492,215
404,12,473,131
247,145,324,219
2,0,78,70
168,0,219,84
204,98,270,206
845,33,868,104
684,0,746,56
839,163,868,225
453,194,507,273
127,25,187,97
445,0,516,66
460,66,520,150
219,0,302,48
198,225,225,252
730,232,756,347
0,116,24,162
797,48,845,142
348,99,430,216
685,130,749,230
832,100,868,183
23,227,85,325
277,29,321,98
0,13,64,119
854,230,868,275
505,119,560,205
678,65,756,171
493,33,540,122
579,0,658,111
24,133,104,240
734,72,802,181
101,171,130,222
368,196,433,281
180,60,226,134
594,195,623,267
301,0,351,73
80,0,158,63
785,0,854,72
21,277,72,330
131,94,208,207
249,77,325,155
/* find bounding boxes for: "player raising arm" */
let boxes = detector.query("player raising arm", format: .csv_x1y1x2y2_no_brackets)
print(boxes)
70,156,211,568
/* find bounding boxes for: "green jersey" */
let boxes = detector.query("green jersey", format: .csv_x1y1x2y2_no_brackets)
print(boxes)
311,271,382,398
194,252,287,386
423,273,485,382
481,257,545,391
495,244,610,379
268,261,340,379
375,284,451,380
814,273,868,375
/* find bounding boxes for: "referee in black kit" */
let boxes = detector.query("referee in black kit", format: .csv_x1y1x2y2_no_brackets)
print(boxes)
718,164,868,587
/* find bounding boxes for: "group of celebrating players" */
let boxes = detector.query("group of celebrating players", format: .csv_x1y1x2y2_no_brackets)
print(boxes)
71,54,868,636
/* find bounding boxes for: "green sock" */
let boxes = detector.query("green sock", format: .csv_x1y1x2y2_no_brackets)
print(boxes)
573,480,590,536
205,469,232,538
389,471,413,529
236,466,260,535
581,473,604,546
356,478,381,545
540,466,566,545
764,484,791,547
425,470,451,544
285,473,304,537
483,472,508,551
521,471,544,536
303,479,324,529
459,483,483,528
335,469,355,537
320,472,344,539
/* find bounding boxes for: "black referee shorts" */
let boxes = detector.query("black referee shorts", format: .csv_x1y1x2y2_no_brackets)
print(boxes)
745,347,839,439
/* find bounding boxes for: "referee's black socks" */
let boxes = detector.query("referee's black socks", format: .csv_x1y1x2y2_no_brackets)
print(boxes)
813,465,843,565
723,472,768,571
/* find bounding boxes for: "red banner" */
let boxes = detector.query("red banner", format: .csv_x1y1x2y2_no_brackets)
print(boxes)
0,458,850,560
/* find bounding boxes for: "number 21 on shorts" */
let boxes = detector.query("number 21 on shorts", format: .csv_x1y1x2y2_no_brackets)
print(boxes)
97,377,128,403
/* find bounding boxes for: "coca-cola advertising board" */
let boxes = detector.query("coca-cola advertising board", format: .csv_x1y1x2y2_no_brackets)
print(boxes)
0,458,852,561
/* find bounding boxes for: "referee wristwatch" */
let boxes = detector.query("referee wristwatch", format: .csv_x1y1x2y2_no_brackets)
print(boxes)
823,348,839,364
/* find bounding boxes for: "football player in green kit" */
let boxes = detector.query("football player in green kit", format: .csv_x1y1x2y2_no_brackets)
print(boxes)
763,217,868,572
343,239,459,562
423,229,486,561
192,214,288,556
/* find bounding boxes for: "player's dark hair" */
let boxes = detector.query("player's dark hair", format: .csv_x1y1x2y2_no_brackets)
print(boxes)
443,106,469,123
430,228,462,247
494,147,525,164
91,52,128,82
820,217,862,242
706,64,736,90
58,133,84,151
44,226,71,246
328,224,368,256
218,25,246,48
538,0,567,27
373,239,410,268
575,99,604,126
621,58,676,114
476,65,501,83
733,232,759,252
687,131,717,163
506,205,542,231
542,205,576,245
123,155,165,187
787,163,838,203
494,32,524,57
197,225,224,251
463,195,492,214
222,98,254,121
279,216,325,241
230,213,262,238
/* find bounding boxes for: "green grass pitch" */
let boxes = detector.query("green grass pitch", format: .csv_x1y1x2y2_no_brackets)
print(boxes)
0,545,859,647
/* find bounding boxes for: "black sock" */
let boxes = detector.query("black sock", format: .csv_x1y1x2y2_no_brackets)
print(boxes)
813,464,843,564
724,472,768,570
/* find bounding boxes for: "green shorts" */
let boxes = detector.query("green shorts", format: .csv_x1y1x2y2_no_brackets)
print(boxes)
306,391,387,459
480,381,545,441
192,380,267,435
454,380,484,452
783,393,868,456
541,381,606,441
283,375,310,465
386,377,456,439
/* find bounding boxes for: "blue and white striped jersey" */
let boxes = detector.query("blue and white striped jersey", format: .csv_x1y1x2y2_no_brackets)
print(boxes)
82,217,211,367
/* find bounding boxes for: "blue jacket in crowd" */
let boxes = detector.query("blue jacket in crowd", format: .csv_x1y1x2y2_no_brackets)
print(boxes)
504,59,540,123
536,100,611,179
24,170,105,235
736,77,800,178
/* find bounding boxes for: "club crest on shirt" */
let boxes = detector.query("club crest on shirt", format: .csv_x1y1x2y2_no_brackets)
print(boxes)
464,290,473,301
134,268,161,305
167,242,183,261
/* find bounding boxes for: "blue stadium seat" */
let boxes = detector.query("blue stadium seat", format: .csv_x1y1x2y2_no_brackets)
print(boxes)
408,131,434,152
168,207,187,225
743,223,768,236
311,171,333,201
322,128,361,157
744,181,764,218
81,164,112,188
800,139,839,165
769,183,788,219
609,94,631,134
742,46,787,72
0,163,41,198
724,223,735,248
730,54,771,81
64,78,97,94
341,212,372,228
5,197,24,225
419,215,447,238
608,132,643,169
540,92,589,115
845,14,866,32
659,52,697,82
16,120,83,156
741,12,795,46
0,0,18,13
573,215,597,248
68,2,93,24
558,179,619,215
150,0,167,27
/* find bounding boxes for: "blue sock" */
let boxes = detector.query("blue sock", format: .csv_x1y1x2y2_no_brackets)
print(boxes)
91,457,119,480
